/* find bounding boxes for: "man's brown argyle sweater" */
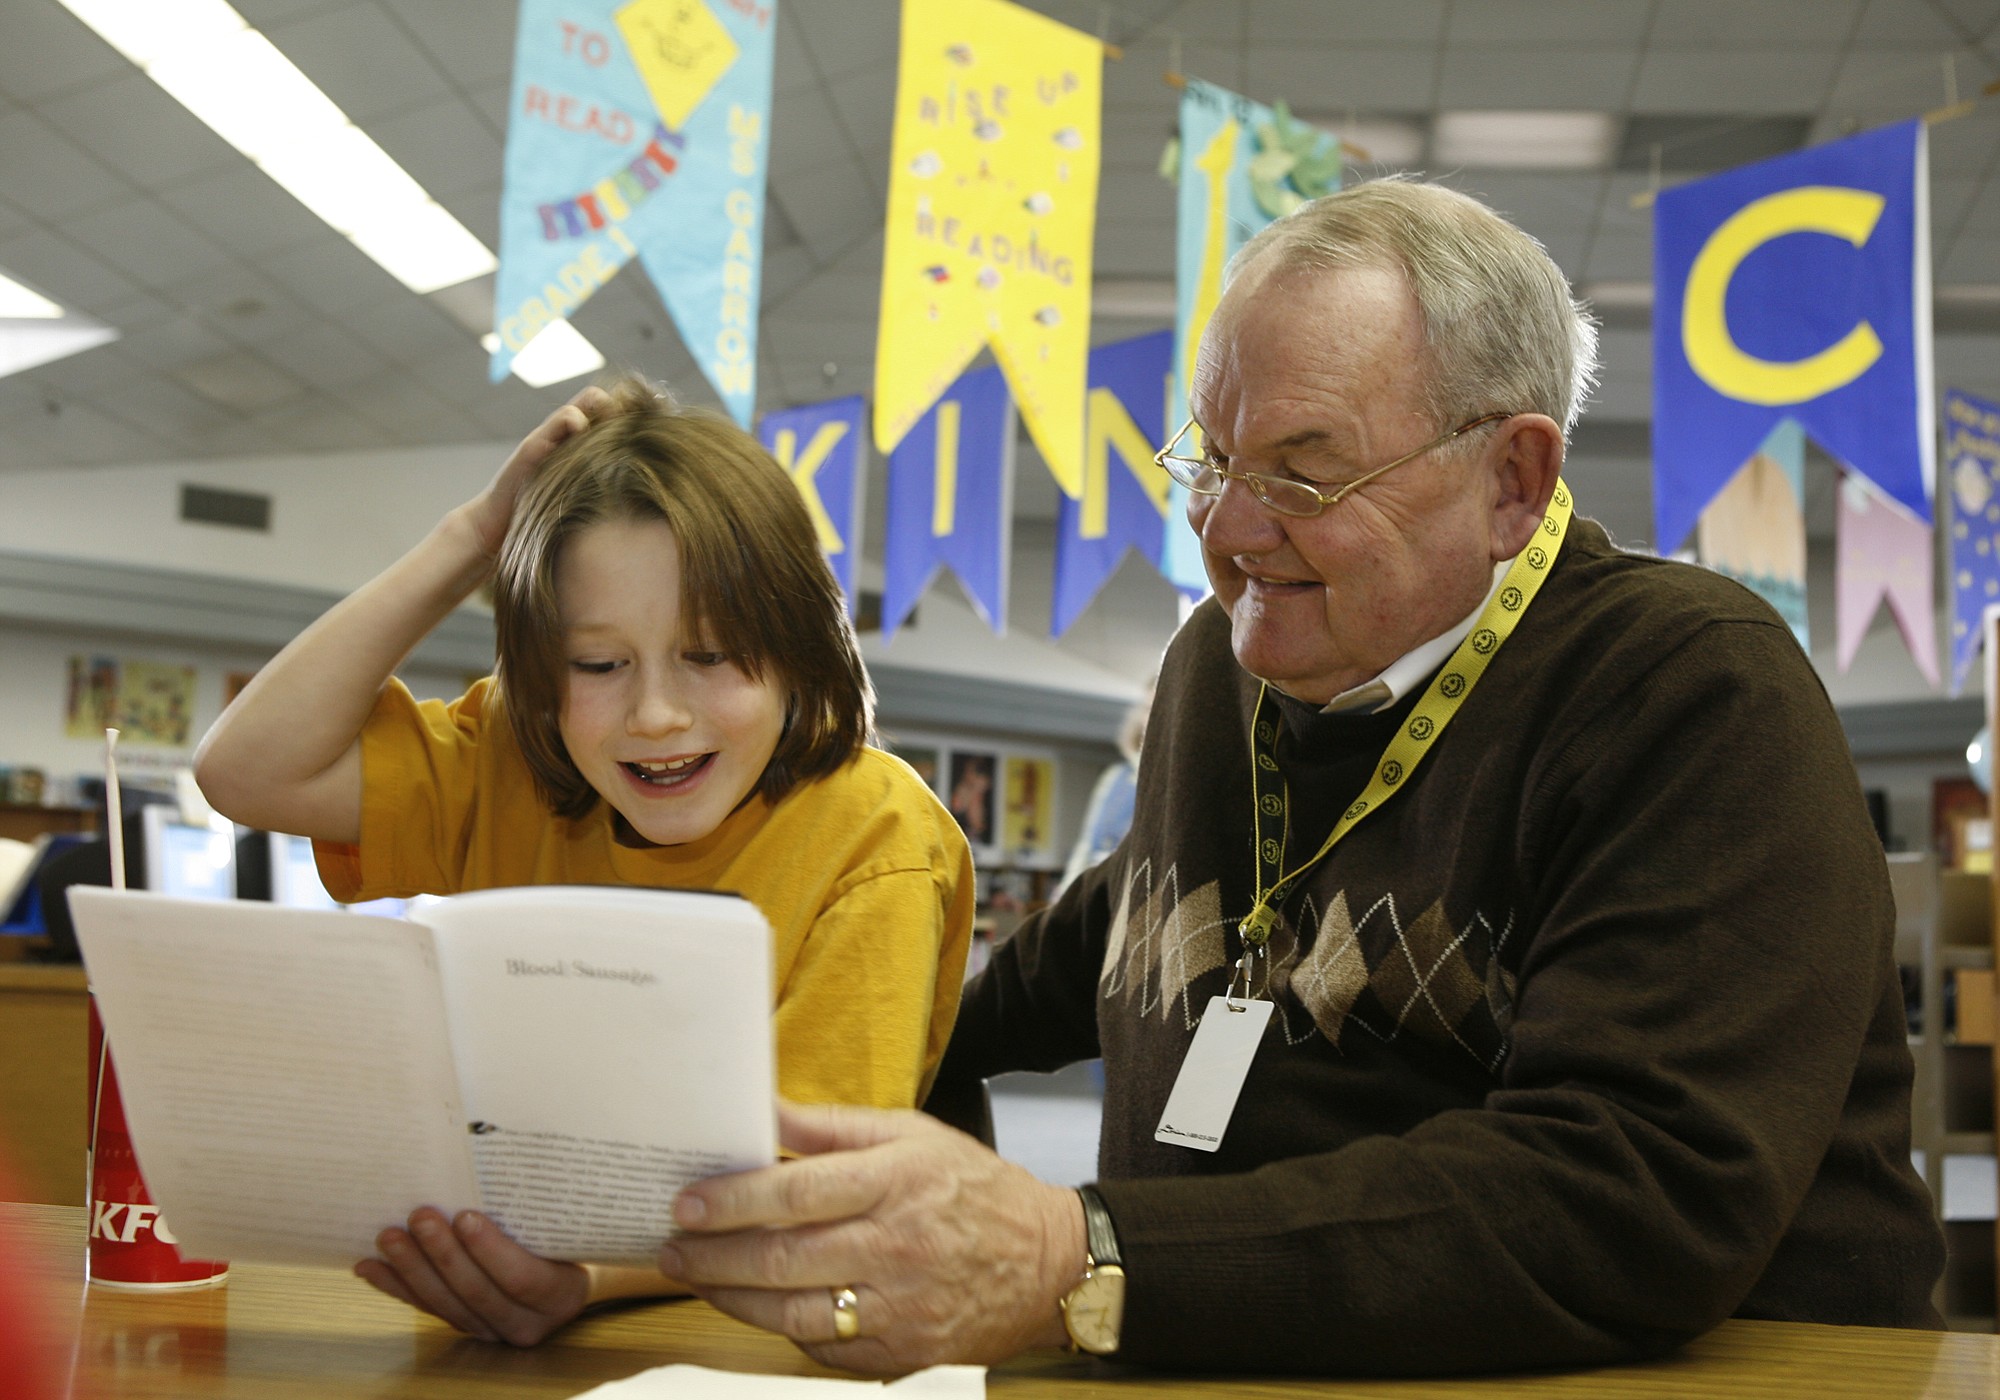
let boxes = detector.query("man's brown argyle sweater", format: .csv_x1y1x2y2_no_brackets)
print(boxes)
929,517,1944,1375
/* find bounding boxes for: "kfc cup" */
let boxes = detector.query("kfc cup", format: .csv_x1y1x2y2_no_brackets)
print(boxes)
86,995,227,1290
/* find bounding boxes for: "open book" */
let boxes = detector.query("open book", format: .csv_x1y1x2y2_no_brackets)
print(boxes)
70,884,777,1269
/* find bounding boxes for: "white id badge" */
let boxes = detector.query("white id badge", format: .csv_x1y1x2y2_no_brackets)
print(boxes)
1154,996,1274,1152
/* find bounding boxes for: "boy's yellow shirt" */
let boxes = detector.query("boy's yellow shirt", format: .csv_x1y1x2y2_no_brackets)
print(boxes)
318,679,974,1110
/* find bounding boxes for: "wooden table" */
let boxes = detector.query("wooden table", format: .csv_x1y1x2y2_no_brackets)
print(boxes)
9,1203,1998,1398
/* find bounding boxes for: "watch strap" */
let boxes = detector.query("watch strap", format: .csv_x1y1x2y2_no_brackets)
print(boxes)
1077,1184,1122,1269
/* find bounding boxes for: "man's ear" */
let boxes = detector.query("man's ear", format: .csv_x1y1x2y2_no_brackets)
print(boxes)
1487,414,1565,562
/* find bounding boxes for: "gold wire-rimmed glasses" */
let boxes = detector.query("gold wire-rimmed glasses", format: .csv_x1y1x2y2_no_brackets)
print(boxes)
1153,411,1517,518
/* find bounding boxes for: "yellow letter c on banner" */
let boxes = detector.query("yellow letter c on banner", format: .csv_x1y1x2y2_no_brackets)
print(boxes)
1681,185,1886,406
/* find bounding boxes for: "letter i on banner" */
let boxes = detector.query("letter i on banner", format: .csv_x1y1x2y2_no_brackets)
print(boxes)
880,365,1016,641
493,0,775,422
757,396,867,614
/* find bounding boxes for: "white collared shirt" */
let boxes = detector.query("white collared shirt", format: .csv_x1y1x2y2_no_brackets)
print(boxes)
1320,560,1512,715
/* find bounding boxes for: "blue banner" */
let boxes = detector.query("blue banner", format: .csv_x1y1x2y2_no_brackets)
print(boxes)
758,395,866,614
492,0,774,423
881,364,1016,640
1051,331,1173,636
1166,80,1341,595
1653,119,1932,552
1948,389,2000,693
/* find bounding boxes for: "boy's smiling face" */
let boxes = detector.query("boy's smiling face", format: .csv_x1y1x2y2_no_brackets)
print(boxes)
555,516,786,846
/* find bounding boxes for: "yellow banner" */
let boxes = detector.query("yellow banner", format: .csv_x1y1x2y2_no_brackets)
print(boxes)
874,0,1103,498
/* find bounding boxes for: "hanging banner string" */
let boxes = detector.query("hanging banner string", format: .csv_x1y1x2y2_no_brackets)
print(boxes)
1232,479,1577,996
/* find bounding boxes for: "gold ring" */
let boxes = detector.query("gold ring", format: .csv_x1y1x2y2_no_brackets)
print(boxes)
830,1286,861,1342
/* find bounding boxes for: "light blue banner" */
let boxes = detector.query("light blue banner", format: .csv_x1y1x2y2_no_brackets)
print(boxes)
1052,331,1173,636
492,0,774,424
1653,119,1931,553
758,395,866,614
1948,389,2000,692
881,364,1016,641
1167,80,1341,596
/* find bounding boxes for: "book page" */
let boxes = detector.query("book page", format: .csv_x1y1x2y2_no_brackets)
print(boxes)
422,886,776,1265
69,887,479,1267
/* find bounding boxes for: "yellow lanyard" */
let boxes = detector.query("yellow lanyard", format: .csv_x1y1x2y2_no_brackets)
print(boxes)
1236,481,1576,974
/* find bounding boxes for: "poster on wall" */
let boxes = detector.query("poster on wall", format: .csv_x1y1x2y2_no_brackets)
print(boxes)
65,656,196,747
945,749,999,852
1001,754,1055,861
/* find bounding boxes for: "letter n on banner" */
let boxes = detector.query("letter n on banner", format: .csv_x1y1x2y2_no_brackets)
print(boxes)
881,365,1016,642
1052,331,1173,635
758,395,866,615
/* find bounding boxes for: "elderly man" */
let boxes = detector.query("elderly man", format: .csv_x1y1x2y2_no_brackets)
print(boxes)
657,178,1944,1375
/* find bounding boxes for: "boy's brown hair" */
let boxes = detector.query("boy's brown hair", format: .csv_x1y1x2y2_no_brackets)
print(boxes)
492,375,873,820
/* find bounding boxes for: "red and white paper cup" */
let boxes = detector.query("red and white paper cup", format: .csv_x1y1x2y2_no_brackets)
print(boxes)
86,996,227,1290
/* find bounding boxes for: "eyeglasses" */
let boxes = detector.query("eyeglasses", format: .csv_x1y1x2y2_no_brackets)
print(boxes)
1153,411,1516,518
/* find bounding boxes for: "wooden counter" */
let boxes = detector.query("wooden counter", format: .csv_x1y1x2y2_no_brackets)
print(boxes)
0,965,87,1205
8,1203,1998,1398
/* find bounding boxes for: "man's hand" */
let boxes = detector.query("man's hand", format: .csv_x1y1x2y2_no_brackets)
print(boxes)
460,385,612,557
356,1207,591,1346
660,1102,1087,1376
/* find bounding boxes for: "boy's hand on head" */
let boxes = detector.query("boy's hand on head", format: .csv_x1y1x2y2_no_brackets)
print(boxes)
465,386,614,557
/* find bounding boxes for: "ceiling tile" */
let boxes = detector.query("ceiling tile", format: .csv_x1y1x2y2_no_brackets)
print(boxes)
0,0,130,105
1249,0,1446,45
768,81,853,178
114,315,236,374
777,272,882,321
467,79,510,134
1436,47,1640,110
826,65,897,152
165,264,319,349
437,180,502,253
1242,45,1440,112
262,3,452,126
1646,0,1866,47
62,198,234,289
1446,0,1653,45
1097,167,1173,229
0,109,132,221
22,340,137,398
253,319,389,390
114,372,250,441
156,165,328,263
0,225,141,314
0,397,157,469
1582,228,1653,281
770,160,883,266
1435,172,1604,271
1630,49,1842,113
785,2,897,83
395,338,500,408
759,243,818,306
1091,217,1175,276
333,371,484,443
1922,107,2000,177
1147,0,1250,42
772,5,817,94
1101,36,1215,111
1942,237,2000,281
371,95,506,200
34,70,238,191
1852,0,1977,47
1101,106,1181,169
231,0,352,28
255,397,394,454
386,0,518,91
259,235,407,317
339,295,477,366
1826,47,1973,117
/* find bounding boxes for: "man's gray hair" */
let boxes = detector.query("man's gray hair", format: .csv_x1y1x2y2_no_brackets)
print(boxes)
1231,177,1600,436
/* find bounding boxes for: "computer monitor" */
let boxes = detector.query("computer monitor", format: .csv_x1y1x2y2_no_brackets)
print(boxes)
266,831,342,912
141,806,236,902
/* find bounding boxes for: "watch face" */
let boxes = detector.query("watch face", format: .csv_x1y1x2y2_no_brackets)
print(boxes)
1065,1265,1126,1355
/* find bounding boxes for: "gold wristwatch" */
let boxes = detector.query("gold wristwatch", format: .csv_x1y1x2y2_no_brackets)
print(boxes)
1060,1185,1125,1355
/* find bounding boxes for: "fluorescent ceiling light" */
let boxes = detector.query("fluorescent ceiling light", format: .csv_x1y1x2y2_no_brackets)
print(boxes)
1433,111,1619,169
1309,117,1427,169
0,271,64,319
481,321,605,389
0,318,119,379
57,0,497,295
